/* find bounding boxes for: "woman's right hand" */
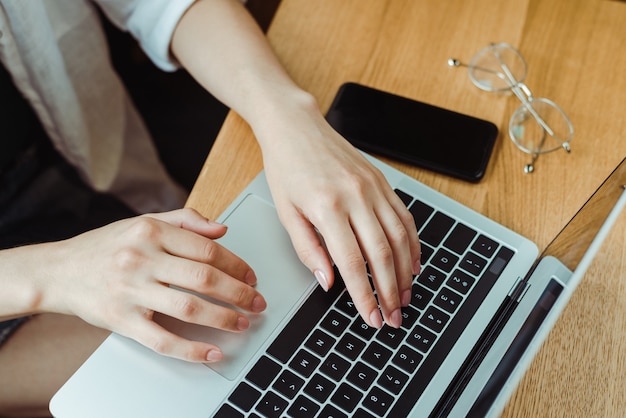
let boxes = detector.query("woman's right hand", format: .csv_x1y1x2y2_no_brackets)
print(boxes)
8,208,266,363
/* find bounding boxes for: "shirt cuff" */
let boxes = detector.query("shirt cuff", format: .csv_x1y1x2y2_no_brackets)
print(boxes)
126,0,198,71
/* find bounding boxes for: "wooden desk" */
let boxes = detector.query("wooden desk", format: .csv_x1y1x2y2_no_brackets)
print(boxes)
187,0,626,416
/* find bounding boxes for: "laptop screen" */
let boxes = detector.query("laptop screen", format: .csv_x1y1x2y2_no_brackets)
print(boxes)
540,157,626,272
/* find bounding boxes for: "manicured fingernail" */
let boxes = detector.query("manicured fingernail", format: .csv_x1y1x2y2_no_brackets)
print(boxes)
314,269,329,292
207,219,226,228
389,308,403,328
252,295,267,313
245,270,257,286
369,309,383,329
206,349,223,362
401,289,412,307
237,316,250,331
413,259,421,275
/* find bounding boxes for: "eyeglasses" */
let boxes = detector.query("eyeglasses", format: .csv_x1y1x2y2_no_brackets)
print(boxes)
448,43,573,173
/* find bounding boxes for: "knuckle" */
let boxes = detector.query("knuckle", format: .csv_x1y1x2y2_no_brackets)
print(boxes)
200,240,219,263
146,335,171,356
127,217,163,241
342,251,367,274
214,310,239,331
232,284,254,307
374,241,394,265
172,294,200,320
189,265,216,290
111,247,148,273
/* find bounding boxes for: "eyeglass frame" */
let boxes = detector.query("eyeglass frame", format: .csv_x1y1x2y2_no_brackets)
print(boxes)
449,42,573,173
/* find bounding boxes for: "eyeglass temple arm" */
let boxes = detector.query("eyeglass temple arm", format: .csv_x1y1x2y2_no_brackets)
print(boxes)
488,47,560,141
449,58,559,139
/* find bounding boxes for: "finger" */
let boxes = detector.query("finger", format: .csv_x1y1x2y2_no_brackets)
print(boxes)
155,256,266,314
318,220,383,329
387,190,422,275
128,318,225,363
155,223,258,286
373,205,414,310
142,284,255,333
349,209,404,328
278,207,335,291
145,208,229,239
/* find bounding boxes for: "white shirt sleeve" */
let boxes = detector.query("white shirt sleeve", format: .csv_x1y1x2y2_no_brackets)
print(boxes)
94,0,197,71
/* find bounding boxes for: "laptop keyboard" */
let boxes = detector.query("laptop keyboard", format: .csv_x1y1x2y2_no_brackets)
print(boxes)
215,189,513,417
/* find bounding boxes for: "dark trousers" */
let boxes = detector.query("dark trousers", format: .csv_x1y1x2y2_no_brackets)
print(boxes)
0,139,137,344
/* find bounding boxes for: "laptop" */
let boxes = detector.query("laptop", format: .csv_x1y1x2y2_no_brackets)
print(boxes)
50,154,626,418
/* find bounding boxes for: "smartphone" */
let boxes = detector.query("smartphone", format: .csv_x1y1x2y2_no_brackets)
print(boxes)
326,82,498,182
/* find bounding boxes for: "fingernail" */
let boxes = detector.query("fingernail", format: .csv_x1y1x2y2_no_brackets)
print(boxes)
413,258,421,275
206,349,223,362
314,269,329,292
252,295,267,313
207,219,226,227
401,289,411,307
369,309,383,329
389,308,403,328
244,270,257,286
237,316,250,331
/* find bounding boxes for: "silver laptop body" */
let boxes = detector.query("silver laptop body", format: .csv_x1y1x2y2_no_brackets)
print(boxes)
50,155,626,418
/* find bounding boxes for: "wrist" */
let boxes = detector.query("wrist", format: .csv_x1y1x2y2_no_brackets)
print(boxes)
0,243,57,318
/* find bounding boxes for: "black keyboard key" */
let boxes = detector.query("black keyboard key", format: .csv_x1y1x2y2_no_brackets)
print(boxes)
420,306,450,333
394,189,413,207
471,234,499,258
376,325,407,349
420,212,454,246
347,361,378,390
255,392,288,418
305,329,335,357
214,404,244,418
378,365,409,395
319,404,348,418
416,265,446,292
267,280,342,363
411,283,434,310
459,251,488,276
430,248,460,273
446,269,476,294
320,352,351,381
434,286,464,314
392,345,423,374
400,305,420,329
407,325,436,353
289,349,320,378
419,243,435,265
354,408,377,418
273,370,304,400
246,356,281,390
304,373,336,403
228,382,261,412
331,383,363,413
350,317,378,341
363,386,394,417
408,200,434,230
362,341,392,369
320,309,351,337
335,333,366,360
287,395,320,417
444,223,477,255
335,291,358,317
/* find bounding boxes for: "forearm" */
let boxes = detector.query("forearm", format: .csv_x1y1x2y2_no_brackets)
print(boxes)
170,0,317,147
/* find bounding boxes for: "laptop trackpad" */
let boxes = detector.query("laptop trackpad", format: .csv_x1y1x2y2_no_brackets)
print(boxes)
156,194,316,380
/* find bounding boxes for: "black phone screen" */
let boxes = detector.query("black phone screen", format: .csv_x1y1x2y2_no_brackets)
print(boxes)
326,83,498,182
